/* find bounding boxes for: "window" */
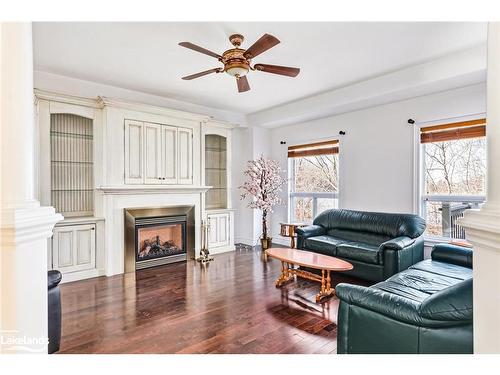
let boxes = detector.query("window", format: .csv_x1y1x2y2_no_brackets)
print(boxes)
419,118,486,240
288,140,339,223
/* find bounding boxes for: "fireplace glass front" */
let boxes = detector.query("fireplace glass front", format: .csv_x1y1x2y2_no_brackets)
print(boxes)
136,222,185,261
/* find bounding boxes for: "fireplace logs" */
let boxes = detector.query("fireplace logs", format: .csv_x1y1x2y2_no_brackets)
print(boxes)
138,235,182,259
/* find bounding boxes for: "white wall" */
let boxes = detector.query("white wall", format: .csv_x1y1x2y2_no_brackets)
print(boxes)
262,83,486,241
231,125,273,245
232,127,254,245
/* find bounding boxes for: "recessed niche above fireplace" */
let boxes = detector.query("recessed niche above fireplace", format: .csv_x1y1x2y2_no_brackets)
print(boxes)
124,206,195,272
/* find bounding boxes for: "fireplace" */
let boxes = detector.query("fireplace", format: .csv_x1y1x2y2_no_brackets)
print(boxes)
124,206,195,271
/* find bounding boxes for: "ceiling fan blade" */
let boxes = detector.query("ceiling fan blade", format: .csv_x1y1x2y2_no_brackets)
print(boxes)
237,76,250,93
243,34,280,59
182,68,221,80
254,64,300,77
179,42,222,59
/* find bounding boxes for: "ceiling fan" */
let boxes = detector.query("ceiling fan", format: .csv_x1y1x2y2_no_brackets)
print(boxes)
179,33,300,93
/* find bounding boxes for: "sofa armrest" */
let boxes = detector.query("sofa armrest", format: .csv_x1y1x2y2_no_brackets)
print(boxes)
418,278,473,321
431,243,473,268
380,236,415,251
336,283,462,328
295,225,325,238
336,283,424,325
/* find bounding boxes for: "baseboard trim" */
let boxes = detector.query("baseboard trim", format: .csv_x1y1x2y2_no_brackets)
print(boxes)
210,245,235,255
271,237,291,247
59,269,106,284
235,237,256,246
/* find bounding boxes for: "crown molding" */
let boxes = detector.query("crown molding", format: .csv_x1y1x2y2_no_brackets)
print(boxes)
204,118,239,129
97,96,212,122
34,89,238,126
34,89,100,108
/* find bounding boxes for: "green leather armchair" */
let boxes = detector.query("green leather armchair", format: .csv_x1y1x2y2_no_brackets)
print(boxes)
336,243,473,354
296,209,426,282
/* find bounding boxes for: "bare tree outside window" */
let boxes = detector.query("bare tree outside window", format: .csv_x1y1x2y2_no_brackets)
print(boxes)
423,137,486,237
291,154,339,223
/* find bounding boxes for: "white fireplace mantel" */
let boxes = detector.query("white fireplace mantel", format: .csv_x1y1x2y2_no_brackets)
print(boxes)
96,185,211,195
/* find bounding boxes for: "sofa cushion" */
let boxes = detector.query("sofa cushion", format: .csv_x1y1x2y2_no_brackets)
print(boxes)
410,259,472,281
304,235,345,256
313,209,426,239
374,268,461,303
337,241,381,264
326,228,390,246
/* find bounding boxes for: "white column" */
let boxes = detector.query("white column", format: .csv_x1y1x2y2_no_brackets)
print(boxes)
0,22,62,354
459,22,500,354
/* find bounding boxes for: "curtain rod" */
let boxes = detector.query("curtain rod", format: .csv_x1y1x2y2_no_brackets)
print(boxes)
412,112,486,127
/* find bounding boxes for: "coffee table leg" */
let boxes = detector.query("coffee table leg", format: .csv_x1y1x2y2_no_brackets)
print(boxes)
316,269,335,303
276,261,294,287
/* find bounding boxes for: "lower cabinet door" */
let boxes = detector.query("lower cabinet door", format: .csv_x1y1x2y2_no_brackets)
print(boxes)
52,224,96,273
207,213,230,248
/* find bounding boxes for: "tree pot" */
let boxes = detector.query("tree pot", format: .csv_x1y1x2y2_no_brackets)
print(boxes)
260,237,272,250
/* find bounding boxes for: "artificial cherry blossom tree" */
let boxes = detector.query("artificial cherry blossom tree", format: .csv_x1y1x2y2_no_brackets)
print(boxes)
239,156,287,244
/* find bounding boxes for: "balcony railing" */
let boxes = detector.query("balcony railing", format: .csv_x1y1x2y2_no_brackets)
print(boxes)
422,195,485,239
290,191,339,223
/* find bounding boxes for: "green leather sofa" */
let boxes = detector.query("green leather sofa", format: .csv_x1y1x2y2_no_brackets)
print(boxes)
296,209,426,282
336,243,473,354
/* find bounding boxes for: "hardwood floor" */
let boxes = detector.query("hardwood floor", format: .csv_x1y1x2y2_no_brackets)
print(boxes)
58,246,369,354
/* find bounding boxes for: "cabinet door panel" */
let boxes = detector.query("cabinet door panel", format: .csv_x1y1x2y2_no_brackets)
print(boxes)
76,227,95,266
52,224,96,274
217,214,230,246
207,213,230,248
208,216,219,246
124,120,144,184
54,229,74,268
144,123,162,184
177,127,193,184
162,126,177,184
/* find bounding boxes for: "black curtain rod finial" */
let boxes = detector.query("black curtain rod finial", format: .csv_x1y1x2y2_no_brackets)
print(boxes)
408,119,415,124
339,131,346,136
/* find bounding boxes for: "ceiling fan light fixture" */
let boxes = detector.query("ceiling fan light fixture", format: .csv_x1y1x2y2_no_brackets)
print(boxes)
224,61,249,77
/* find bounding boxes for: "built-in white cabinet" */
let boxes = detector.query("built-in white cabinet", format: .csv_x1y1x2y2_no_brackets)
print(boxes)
124,120,193,185
207,211,231,248
52,224,96,273
36,93,105,283
203,121,235,253
37,90,237,282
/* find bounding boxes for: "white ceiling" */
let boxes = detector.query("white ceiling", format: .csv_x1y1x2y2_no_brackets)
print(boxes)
33,22,487,114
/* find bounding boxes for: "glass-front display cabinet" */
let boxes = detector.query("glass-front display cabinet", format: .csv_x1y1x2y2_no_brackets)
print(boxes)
205,134,227,209
203,123,235,253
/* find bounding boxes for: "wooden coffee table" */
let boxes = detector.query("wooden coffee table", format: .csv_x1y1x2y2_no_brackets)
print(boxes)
265,247,353,302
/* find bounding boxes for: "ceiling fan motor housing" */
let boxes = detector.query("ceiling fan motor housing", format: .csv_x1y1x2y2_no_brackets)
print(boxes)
222,48,250,77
